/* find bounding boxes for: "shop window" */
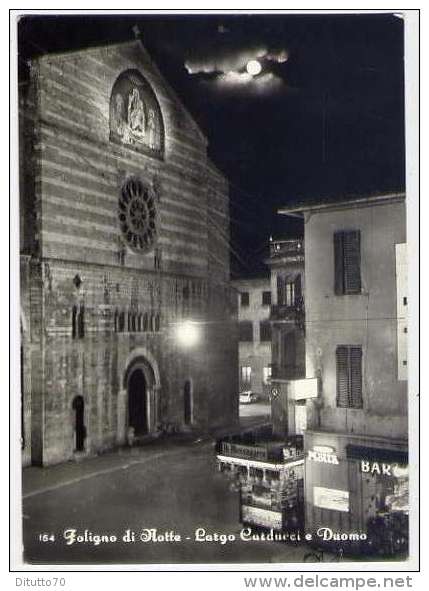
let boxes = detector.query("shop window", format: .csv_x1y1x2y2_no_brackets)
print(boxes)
239,321,253,342
240,292,250,307
259,320,272,342
143,312,149,332
336,345,363,408
154,313,160,332
334,230,361,295
360,459,409,556
241,366,252,387
130,313,136,332
137,313,142,332
262,291,271,306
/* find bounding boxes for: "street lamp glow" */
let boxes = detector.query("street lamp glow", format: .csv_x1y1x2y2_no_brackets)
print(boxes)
175,321,200,347
246,59,262,76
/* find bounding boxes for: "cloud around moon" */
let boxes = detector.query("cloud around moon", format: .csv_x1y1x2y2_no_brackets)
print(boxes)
184,46,290,93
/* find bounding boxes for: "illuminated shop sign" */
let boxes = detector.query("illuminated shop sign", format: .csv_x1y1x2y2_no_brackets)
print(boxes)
360,461,409,477
313,486,349,512
241,505,283,530
345,445,408,477
307,445,339,465
221,442,268,461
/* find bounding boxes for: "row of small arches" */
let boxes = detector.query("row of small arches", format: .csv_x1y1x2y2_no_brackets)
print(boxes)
114,310,161,333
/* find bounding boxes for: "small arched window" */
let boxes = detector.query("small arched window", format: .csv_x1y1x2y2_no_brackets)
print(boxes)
77,306,85,339
143,312,149,332
119,311,125,332
72,305,85,339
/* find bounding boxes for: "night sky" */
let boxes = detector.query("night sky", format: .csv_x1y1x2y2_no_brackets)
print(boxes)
17,12,405,277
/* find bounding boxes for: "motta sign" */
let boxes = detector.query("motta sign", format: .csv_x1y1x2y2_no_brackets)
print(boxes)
307,445,339,465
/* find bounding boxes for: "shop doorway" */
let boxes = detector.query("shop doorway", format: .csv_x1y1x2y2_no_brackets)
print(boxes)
72,395,85,451
128,368,148,435
184,380,192,425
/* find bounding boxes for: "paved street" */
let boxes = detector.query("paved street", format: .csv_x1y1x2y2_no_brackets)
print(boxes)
22,418,310,566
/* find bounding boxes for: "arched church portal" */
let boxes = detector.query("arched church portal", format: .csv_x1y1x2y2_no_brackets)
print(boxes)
125,356,157,436
128,368,148,435
72,396,85,452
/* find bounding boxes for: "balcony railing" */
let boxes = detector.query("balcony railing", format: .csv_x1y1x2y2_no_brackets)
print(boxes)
270,304,304,325
269,239,304,258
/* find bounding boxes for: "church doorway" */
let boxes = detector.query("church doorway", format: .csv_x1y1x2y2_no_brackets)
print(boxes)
128,368,148,435
72,396,85,451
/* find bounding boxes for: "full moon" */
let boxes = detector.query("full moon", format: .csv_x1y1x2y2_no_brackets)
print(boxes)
246,59,262,76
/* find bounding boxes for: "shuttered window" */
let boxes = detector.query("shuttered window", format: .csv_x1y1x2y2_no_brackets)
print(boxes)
239,321,253,342
336,345,363,408
259,320,272,342
277,275,298,306
294,274,302,307
262,291,271,306
240,292,250,307
241,366,252,386
334,230,361,295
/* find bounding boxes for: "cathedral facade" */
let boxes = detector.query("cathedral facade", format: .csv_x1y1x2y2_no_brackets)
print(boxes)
19,40,238,466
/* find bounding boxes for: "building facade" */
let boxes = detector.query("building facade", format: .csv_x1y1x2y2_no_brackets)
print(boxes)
233,277,272,399
20,40,238,466
279,193,408,556
265,239,317,437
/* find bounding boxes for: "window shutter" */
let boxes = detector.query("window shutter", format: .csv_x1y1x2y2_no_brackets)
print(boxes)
336,346,350,407
294,274,302,307
260,321,272,342
277,275,284,305
334,232,345,295
334,230,361,295
239,321,253,342
349,347,363,407
344,231,361,294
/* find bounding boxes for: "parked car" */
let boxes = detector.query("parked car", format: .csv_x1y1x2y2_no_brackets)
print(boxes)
239,391,260,404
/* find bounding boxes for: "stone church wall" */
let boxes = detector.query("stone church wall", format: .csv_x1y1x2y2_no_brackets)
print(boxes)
20,41,238,466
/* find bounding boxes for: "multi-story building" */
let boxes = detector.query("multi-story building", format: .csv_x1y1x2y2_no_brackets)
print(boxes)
233,277,272,399
279,193,408,556
265,238,316,436
217,245,312,535
19,39,238,466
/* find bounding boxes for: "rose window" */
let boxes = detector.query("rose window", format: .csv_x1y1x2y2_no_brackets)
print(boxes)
118,178,157,252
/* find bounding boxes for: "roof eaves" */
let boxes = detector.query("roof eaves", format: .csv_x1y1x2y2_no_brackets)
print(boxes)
278,192,406,216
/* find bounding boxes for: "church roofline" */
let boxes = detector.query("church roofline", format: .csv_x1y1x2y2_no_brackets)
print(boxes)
28,38,210,149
